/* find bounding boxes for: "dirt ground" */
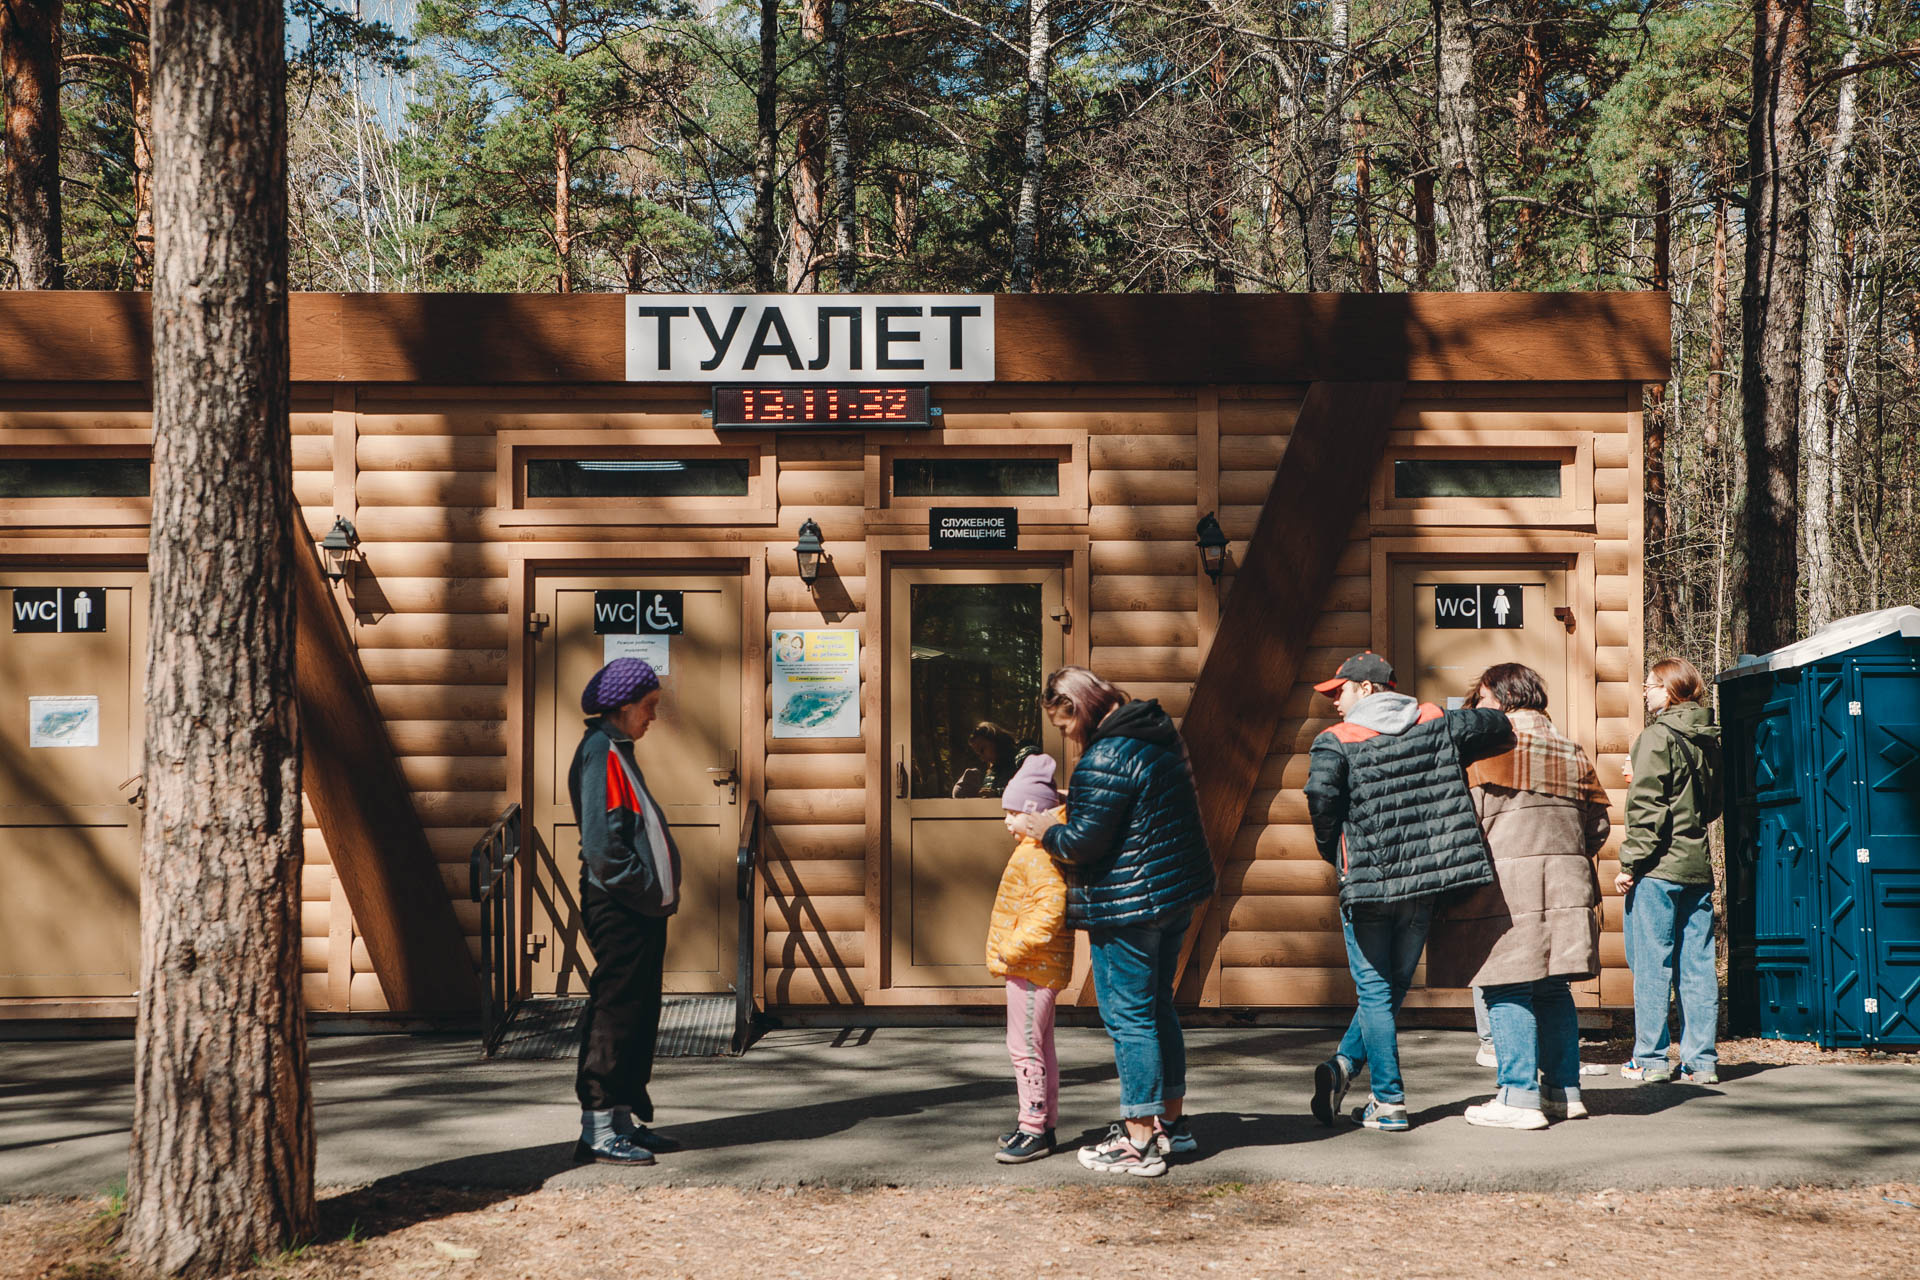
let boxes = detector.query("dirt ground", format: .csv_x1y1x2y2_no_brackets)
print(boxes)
8,1179,1920,1280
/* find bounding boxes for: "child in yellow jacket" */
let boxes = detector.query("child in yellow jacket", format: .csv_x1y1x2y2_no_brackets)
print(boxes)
986,753,1073,1163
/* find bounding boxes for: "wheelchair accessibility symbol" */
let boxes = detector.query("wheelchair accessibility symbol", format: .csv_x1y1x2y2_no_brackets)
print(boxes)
592,588,685,635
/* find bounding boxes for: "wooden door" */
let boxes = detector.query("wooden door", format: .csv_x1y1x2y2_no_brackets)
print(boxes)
531,572,743,996
1391,564,1571,716
887,566,1066,988
0,571,147,998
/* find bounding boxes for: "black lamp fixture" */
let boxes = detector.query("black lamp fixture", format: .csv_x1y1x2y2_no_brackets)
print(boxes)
1195,511,1228,583
320,515,361,583
793,517,826,586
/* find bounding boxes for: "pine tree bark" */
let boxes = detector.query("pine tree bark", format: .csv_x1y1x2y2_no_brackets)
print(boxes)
1509,2,1546,276
1706,192,1728,453
1432,0,1491,291
2,0,64,288
1735,0,1813,655
1413,165,1437,288
787,0,827,292
751,0,779,291
1009,0,1051,293
1646,164,1673,639
826,0,856,288
125,0,314,1272
1207,47,1233,292
1306,0,1348,290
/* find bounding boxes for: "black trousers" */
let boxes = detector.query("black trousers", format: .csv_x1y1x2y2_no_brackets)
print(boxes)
575,883,669,1118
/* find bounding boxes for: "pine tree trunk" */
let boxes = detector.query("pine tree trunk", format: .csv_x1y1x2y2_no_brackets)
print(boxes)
1207,48,1233,292
2,0,64,288
554,124,573,293
1306,0,1348,291
125,0,314,1272
1009,0,1051,293
1706,193,1728,453
1735,0,1813,655
1509,4,1546,276
1799,0,1870,629
751,0,779,291
787,0,827,292
1646,164,1674,639
1432,0,1491,291
125,0,155,287
826,0,856,288
1413,165,1437,288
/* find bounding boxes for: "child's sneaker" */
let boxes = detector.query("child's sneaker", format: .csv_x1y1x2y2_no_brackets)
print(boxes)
995,1127,1055,1164
1679,1065,1719,1085
1311,1055,1351,1127
1154,1116,1197,1157
1077,1123,1168,1177
1620,1061,1672,1083
1464,1099,1549,1130
1350,1095,1410,1132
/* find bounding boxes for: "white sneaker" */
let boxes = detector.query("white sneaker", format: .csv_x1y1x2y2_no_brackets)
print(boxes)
1542,1096,1589,1121
1475,1041,1498,1069
1465,1099,1549,1130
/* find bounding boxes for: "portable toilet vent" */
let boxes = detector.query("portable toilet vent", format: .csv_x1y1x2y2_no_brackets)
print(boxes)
1718,606,1920,1047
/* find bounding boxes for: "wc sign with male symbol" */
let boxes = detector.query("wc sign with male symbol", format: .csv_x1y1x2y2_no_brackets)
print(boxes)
11,587,108,633
1433,584,1525,629
592,589,684,635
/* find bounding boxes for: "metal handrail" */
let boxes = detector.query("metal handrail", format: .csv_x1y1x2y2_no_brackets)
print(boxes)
732,798,761,1054
470,803,523,1057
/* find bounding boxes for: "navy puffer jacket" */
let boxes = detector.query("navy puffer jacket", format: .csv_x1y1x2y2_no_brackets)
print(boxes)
1041,700,1215,929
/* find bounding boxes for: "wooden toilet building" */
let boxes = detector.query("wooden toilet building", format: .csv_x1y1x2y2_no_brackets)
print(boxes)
0,291,1667,1026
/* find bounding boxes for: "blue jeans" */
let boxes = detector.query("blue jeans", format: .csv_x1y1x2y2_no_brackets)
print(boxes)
1483,978,1581,1111
1627,878,1718,1072
1087,909,1190,1120
1335,898,1433,1105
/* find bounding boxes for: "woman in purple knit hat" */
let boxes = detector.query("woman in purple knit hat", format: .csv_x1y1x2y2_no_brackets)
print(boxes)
568,657,685,1165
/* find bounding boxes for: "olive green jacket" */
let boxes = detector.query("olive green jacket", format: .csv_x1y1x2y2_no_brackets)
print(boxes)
1620,703,1723,886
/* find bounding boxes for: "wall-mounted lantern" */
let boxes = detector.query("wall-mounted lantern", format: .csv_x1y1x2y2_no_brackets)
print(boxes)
1195,511,1228,583
793,518,826,586
321,515,361,583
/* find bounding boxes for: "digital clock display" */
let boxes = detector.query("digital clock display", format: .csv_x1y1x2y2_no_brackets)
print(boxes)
713,385,931,430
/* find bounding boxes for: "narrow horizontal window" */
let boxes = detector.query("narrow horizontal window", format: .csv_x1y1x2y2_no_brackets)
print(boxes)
525,457,750,499
892,457,1060,498
1393,458,1562,500
0,457,150,499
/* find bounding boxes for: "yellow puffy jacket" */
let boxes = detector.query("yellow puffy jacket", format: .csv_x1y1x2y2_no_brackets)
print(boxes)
985,807,1074,990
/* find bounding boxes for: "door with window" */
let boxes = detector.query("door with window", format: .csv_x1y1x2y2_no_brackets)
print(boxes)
1390,564,1572,717
887,566,1067,988
530,572,742,996
0,570,147,998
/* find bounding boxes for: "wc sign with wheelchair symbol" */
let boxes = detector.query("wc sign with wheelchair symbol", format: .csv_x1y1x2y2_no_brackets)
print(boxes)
1433,584,1524,629
593,589,684,635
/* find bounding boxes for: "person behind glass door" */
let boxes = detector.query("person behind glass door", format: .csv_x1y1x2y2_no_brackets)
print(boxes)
1616,658,1724,1085
569,657,685,1166
952,720,1035,798
1008,666,1214,1177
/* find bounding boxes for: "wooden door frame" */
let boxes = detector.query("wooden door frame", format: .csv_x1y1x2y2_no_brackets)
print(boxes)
507,542,768,1005
861,533,1088,1007
1368,536,1598,758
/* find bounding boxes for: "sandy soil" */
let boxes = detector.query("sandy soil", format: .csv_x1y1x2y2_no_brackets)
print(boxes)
8,1179,1920,1280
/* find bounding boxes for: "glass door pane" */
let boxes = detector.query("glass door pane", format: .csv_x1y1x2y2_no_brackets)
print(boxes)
908,582,1046,799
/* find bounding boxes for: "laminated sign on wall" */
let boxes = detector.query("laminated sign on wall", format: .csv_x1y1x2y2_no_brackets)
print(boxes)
29,696,99,748
772,630,859,738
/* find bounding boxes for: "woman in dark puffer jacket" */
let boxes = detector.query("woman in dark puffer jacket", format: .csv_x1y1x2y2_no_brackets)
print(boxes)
1009,666,1214,1177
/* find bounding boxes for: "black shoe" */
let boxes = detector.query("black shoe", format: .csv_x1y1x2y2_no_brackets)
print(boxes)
1311,1055,1351,1128
573,1134,657,1166
625,1124,683,1154
995,1128,1055,1164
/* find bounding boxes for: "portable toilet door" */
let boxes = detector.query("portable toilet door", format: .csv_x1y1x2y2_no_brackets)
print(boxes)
1720,606,1920,1049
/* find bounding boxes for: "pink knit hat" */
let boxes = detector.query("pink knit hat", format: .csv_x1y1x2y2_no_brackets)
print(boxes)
1000,753,1064,814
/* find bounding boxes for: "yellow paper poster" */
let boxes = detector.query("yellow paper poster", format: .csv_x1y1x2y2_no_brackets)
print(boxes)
771,629,859,738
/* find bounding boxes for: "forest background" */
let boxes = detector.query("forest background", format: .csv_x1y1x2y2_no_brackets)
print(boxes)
8,0,1920,665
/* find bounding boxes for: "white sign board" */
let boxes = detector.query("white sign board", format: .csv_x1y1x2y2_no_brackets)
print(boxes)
626,295,994,382
30,695,100,748
771,629,860,738
603,633,670,673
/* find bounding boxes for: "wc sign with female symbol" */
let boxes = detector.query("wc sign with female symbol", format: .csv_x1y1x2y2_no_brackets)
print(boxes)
1433,584,1525,629
11,587,108,633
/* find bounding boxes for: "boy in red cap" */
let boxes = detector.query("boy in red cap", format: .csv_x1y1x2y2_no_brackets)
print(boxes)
1302,652,1512,1132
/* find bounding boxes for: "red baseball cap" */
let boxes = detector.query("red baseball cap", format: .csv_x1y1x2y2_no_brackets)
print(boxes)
1313,651,1397,695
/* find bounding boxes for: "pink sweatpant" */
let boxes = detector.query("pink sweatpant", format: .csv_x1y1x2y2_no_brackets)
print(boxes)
1005,977,1060,1132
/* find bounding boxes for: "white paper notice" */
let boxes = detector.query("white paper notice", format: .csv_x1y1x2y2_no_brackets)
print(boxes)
603,633,670,674
771,629,859,738
30,695,100,748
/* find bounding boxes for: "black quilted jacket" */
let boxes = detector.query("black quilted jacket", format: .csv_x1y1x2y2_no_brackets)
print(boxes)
1303,696,1513,912
1041,700,1216,929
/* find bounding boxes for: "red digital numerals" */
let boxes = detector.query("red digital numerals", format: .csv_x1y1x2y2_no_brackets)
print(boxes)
734,386,915,424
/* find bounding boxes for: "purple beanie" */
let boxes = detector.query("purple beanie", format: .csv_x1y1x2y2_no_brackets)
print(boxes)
1000,753,1064,814
581,657,661,713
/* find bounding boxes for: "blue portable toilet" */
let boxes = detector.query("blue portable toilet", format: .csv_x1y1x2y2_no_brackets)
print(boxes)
1718,606,1920,1047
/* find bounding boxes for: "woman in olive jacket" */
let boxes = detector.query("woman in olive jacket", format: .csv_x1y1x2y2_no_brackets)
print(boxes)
1009,665,1214,1178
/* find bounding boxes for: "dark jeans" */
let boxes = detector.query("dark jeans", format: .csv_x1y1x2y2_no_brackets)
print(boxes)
575,883,669,1118
1087,909,1191,1120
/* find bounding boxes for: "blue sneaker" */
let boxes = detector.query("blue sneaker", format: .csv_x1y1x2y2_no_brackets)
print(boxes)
1312,1055,1351,1127
1154,1116,1197,1157
572,1133,656,1165
1351,1095,1410,1132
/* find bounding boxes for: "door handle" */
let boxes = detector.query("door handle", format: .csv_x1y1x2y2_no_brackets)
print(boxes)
706,751,739,804
118,774,146,811
896,746,909,799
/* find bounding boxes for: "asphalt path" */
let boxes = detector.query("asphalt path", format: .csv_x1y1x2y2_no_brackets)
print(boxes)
5,1026,1916,1198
